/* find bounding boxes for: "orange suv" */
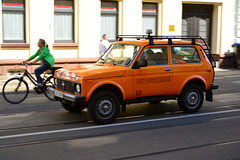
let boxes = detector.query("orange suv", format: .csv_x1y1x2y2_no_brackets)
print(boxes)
54,32,219,124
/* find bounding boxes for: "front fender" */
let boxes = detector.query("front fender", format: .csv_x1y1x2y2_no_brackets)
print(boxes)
85,80,126,102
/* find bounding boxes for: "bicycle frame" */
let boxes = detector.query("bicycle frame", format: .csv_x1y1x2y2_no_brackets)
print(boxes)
19,64,51,87
20,68,38,86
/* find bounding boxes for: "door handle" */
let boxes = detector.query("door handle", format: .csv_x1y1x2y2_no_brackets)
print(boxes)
164,68,171,71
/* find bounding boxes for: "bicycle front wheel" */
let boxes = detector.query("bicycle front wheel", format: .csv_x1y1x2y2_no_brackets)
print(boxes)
2,78,29,104
44,76,56,101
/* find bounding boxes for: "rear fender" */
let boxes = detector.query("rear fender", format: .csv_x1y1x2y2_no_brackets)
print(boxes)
178,76,207,95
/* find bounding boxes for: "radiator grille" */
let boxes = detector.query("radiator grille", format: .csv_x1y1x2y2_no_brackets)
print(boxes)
55,78,80,94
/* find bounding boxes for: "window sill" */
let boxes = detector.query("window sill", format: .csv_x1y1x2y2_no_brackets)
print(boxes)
53,43,79,47
1,43,30,48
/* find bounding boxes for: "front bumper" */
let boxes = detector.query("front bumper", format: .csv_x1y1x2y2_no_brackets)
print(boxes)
54,89,86,103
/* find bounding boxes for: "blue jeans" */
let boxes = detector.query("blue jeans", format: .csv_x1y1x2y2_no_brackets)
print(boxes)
34,64,51,84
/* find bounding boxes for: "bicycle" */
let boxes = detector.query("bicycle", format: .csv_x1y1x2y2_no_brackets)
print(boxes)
2,62,61,104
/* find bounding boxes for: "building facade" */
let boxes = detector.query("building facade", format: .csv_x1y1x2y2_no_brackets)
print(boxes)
0,0,237,75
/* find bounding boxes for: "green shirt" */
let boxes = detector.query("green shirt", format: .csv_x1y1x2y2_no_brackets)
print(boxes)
29,46,55,67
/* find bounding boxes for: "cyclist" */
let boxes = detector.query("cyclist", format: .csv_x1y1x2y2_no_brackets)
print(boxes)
23,39,55,89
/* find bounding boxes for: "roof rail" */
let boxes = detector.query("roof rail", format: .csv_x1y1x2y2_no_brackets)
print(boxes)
116,34,216,67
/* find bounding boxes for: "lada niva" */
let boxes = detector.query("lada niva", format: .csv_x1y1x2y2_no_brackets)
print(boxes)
54,31,219,124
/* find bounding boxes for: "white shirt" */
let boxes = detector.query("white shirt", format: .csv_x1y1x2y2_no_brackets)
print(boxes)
99,39,110,56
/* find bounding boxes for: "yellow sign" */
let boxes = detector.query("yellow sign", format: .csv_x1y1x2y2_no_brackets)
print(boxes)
169,25,175,32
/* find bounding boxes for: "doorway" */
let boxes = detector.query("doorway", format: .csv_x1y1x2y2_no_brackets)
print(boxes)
182,4,213,48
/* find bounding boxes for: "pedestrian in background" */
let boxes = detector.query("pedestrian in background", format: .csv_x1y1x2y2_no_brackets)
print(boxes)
99,34,110,56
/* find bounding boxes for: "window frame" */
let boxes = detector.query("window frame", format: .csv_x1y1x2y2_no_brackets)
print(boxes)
171,46,202,64
54,0,74,43
101,1,118,42
2,0,26,43
142,2,158,35
140,46,169,66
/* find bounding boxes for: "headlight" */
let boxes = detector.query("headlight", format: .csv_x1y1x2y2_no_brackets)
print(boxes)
54,78,58,86
75,84,81,94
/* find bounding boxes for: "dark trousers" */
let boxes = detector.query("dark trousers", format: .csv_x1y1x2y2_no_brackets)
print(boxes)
34,64,51,84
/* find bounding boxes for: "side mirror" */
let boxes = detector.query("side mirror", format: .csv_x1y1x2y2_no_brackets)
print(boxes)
133,59,148,69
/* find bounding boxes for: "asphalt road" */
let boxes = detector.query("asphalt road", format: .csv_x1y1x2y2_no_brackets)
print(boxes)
0,70,240,160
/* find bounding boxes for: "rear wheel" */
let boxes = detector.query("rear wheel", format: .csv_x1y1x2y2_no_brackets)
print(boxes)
87,91,120,124
2,78,29,104
44,76,55,101
178,84,203,113
61,101,86,113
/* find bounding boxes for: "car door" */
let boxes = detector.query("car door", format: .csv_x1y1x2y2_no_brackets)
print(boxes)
133,46,173,98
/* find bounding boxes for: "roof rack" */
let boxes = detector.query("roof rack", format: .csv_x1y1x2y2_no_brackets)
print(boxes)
116,34,216,67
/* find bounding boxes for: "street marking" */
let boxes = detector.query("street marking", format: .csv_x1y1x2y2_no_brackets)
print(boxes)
214,93,240,103
225,75,240,78
233,81,240,84
0,109,240,140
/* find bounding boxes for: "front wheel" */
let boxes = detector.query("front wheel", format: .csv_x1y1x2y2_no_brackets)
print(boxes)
87,91,120,124
2,78,29,104
149,100,161,104
178,84,203,113
43,76,55,101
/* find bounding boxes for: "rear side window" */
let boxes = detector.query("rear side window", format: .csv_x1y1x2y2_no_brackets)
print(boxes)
171,46,201,64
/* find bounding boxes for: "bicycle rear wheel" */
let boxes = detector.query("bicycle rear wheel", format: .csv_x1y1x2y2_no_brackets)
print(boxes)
44,76,56,101
2,78,29,104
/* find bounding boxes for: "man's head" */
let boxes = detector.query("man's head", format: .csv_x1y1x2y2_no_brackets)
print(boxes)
103,34,108,40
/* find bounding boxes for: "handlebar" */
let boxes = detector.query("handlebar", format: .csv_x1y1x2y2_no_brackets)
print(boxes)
20,62,29,68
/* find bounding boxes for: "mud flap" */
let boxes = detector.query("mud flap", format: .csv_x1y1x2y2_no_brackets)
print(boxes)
206,90,213,102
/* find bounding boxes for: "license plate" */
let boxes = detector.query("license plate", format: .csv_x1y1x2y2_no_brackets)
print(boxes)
55,90,63,98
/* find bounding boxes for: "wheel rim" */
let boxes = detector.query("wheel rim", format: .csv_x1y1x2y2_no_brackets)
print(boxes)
44,77,55,101
96,98,115,119
3,79,28,104
185,90,200,109
45,86,55,100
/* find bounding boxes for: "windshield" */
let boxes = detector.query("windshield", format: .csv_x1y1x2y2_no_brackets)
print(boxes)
98,44,140,66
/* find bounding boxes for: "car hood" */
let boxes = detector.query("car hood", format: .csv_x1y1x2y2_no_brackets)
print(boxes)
54,63,127,80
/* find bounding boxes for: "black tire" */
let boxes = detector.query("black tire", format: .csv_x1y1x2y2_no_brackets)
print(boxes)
87,91,120,124
61,101,86,113
2,78,29,104
149,100,161,104
178,84,203,113
43,76,55,101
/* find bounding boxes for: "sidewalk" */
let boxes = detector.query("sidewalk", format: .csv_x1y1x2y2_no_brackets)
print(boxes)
214,66,240,77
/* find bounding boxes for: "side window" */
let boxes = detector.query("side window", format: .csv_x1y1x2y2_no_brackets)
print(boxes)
171,46,201,64
141,47,168,66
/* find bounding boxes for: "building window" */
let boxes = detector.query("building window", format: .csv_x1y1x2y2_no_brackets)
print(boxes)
54,0,74,43
142,3,157,35
2,0,25,43
101,1,118,41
